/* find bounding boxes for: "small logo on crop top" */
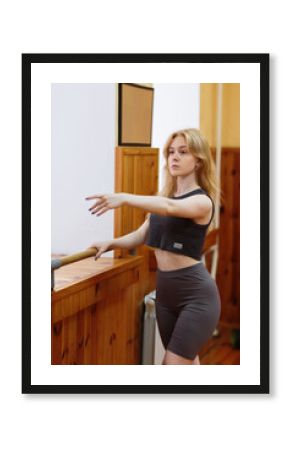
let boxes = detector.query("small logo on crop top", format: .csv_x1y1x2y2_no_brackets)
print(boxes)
173,242,183,249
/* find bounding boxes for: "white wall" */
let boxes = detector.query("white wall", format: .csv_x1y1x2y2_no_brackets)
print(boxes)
51,83,116,255
152,83,200,192
51,83,199,257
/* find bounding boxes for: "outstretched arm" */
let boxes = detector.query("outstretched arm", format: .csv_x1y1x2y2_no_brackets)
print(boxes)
123,194,211,220
123,194,170,216
86,192,211,221
86,193,170,216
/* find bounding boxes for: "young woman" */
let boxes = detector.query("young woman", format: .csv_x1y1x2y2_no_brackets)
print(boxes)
86,128,221,365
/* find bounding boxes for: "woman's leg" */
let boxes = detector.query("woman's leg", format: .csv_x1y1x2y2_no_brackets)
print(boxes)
155,301,178,352
162,301,218,365
162,349,199,365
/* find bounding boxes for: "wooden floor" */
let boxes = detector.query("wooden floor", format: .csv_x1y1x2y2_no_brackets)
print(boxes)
199,326,240,365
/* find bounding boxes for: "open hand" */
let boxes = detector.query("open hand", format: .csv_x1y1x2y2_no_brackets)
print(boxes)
85,193,126,216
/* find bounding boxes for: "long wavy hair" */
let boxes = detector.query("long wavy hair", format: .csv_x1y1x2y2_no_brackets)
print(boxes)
153,128,220,232
157,128,219,201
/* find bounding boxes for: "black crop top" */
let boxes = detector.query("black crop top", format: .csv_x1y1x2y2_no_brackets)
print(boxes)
145,188,215,260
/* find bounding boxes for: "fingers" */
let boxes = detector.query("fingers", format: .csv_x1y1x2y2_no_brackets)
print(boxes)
89,199,108,214
90,204,110,216
87,242,105,260
86,194,107,207
88,200,101,211
86,194,111,216
91,246,101,260
88,198,106,212
85,194,102,200
95,206,110,216
95,247,106,260
90,204,105,214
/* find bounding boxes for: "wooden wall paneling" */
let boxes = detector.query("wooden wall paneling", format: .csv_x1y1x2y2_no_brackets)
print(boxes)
122,286,131,364
89,303,98,364
82,307,91,364
232,152,240,325
221,150,234,321
214,148,240,328
123,283,142,364
51,321,62,364
114,147,159,238
76,309,85,364
218,148,230,322
200,83,240,148
52,256,144,365
95,295,107,364
222,84,240,148
60,323,68,363
200,82,240,332
227,149,239,325
122,152,135,235
200,83,218,147
104,289,117,363
67,312,78,364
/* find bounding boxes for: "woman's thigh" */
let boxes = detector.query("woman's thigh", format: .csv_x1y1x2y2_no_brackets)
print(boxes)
155,301,178,350
166,302,220,360
155,263,221,362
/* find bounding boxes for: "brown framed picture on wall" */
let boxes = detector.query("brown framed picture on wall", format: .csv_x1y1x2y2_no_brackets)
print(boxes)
118,83,154,146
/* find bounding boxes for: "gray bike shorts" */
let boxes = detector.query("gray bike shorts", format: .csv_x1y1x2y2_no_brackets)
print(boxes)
155,261,221,360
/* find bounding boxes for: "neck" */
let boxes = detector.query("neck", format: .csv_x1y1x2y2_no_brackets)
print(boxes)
175,174,199,195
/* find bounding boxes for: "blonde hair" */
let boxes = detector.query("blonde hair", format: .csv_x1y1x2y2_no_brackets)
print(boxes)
152,128,220,232
157,128,219,201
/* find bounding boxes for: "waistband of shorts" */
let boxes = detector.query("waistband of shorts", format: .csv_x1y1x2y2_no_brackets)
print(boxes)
156,261,204,276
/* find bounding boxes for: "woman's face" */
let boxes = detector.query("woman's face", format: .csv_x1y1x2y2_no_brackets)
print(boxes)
167,135,198,176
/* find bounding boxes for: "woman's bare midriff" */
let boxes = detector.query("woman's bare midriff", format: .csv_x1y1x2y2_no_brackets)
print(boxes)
154,248,201,271
148,202,211,271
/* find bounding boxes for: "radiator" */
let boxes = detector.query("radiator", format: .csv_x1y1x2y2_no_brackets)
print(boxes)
141,290,164,365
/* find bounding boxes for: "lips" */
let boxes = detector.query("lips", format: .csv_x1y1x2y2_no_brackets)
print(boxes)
171,165,179,169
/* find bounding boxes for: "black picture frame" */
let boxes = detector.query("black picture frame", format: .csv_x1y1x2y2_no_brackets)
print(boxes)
118,83,154,146
22,53,269,394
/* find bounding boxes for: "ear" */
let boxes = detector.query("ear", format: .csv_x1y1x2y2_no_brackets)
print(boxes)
195,157,203,168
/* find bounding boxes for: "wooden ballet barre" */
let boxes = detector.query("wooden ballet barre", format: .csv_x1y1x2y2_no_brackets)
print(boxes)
51,244,140,291
51,248,97,291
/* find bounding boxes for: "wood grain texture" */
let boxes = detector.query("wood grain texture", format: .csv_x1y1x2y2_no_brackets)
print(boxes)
213,148,240,328
51,256,144,365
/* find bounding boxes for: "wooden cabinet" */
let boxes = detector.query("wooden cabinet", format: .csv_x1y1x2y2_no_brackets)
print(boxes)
51,256,144,365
